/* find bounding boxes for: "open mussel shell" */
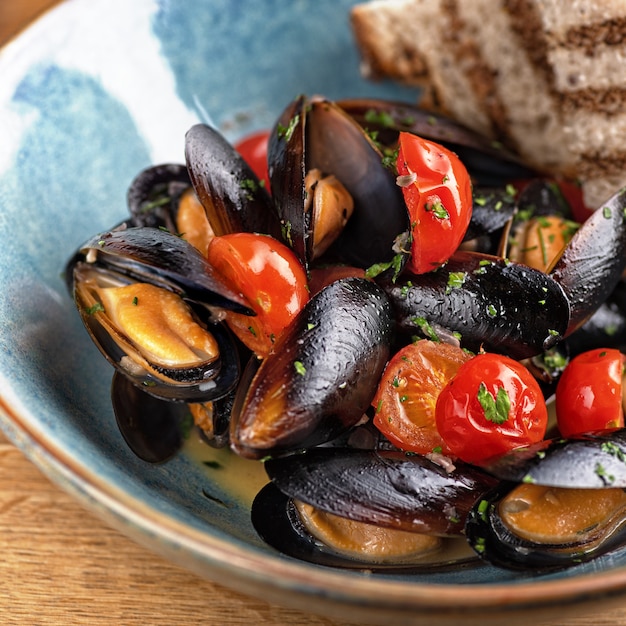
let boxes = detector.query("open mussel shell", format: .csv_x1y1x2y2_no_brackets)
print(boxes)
230,277,394,459
382,250,570,359
262,447,500,536
252,481,480,573
75,225,252,313
337,97,536,186
465,479,626,571
68,225,246,401
75,274,241,401
111,371,189,463
268,95,408,269
465,430,626,570
465,480,626,571
185,123,282,239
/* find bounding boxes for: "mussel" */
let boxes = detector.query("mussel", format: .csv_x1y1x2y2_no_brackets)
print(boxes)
465,430,626,570
381,250,570,359
230,277,394,459
252,447,498,571
268,95,409,269
126,163,192,229
66,224,249,402
551,187,626,336
185,123,283,239
111,370,190,463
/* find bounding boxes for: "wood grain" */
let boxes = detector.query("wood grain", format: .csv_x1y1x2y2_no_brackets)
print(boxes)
4,1,626,624
0,429,354,626
0,0,59,45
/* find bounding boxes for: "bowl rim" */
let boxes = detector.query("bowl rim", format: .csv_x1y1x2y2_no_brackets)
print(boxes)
4,390,626,616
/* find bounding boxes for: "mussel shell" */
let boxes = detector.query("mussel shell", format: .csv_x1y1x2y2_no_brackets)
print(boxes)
463,187,517,245
76,225,253,314
76,289,241,402
465,480,626,571
263,447,499,535
268,96,408,269
111,370,188,463
551,186,626,336
337,98,536,186
564,298,626,358
230,277,393,459
252,481,481,573
382,250,570,359
126,163,191,230
516,178,574,219
479,430,626,489
185,124,282,238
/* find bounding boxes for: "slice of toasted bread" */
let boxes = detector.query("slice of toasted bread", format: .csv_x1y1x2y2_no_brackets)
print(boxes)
351,0,626,208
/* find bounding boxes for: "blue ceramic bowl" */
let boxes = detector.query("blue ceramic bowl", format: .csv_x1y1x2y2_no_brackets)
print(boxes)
2,1,626,624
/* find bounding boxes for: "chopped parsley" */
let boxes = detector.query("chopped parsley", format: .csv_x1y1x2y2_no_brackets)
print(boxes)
477,383,510,424
365,252,404,282
364,108,395,128
411,316,440,342
424,199,450,220
477,499,489,522
601,441,626,464
86,302,105,315
446,271,466,293
595,462,615,485
277,114,299,141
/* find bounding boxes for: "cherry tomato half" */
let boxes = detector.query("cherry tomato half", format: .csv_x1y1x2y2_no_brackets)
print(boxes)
206,232,309,357
371,339,472,455
555,348,626,437
234,130,270,190
396,132,473,274
435,353,548,464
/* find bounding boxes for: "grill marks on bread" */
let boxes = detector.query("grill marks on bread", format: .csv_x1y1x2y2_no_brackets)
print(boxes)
351,0,626,206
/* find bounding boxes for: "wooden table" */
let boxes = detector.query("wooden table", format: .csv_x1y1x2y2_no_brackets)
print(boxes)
4,2,626,625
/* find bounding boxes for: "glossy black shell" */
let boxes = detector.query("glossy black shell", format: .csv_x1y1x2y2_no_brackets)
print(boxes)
382,250,570,359
230,277,394,459
263,447,499,536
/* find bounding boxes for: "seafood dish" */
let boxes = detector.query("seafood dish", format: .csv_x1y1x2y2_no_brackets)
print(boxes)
64,92,626,573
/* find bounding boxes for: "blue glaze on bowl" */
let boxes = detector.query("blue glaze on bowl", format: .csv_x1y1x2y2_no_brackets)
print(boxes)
2,1,626,623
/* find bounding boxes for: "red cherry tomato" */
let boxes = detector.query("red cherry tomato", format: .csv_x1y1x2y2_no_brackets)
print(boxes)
234,130,270,189
371,340,472,455
435,353,548,464
555,348,625,437
396,132,473,274
206,232,309,357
